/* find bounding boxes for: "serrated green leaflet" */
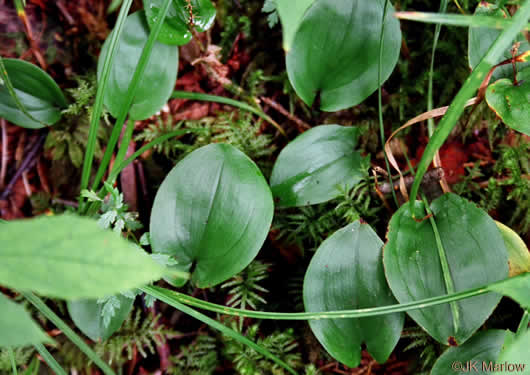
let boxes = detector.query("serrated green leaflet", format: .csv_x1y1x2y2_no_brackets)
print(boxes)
303,221,403,367
0,214,165,300
486,66,530,136
0,58,67,129
67,295,134,342
384,194,508,346
97,11,178,120
144,0,216,45
150,144,274,288
270,125,368,208
0,294,52,348
285,0,401,111
431,330,512,375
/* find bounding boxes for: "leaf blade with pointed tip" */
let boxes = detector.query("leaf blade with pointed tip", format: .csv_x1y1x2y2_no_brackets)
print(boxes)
0,214,166,300
0,294,52,348
303,221,404,368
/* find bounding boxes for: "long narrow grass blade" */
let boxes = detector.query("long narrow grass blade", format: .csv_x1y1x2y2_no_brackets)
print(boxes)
33,343,67,375
91,0,174,194
395,11,530,31
22,292,116,375
140,286,298,375
79,0,133,205
409,1,530,213
378,0,399,207
171,91,286,135
8,347,17,375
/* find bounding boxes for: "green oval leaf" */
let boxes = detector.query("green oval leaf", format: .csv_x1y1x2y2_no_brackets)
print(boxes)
285,0,401,111
431,330,513,375
0,58,67,129
144,0,216,45
468,2,529,82
67,295,134,342
0,294,52,348
303,221,404,368
98,11,179,120
0,214,165,300
496,221,530,277
383,193,509,346
486,66,530,135
150,144,274,288
270,125,368,208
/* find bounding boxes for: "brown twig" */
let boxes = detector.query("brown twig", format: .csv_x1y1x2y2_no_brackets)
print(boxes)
260,96,311,132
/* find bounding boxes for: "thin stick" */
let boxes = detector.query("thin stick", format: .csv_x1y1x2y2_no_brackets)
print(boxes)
260,96,310,132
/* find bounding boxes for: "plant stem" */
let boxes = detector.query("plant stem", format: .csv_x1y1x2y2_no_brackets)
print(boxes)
140,287,298,375
378,0,399,207
79,0,133,209
89,0,175,196
141,280,494,320
33,343,67,375
409,1,530,213
516,310,529,338
171,91,286,136
22,292,116,375
8,347,17,375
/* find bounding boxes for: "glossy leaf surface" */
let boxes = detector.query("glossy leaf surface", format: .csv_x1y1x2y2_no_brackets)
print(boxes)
276,0,314,51
67,295,134,342
0,58,67,129
488,272,530,310
270,125,368,208
0,294,52,348
468,2,529,81
384,194,508,345
486,66,530,136
431,330,512,375
285,0,401,111
144,0,216,45
0,214,165,299
496,221,530,277
98,11,178,120
150,144,274,288
303,221,404,367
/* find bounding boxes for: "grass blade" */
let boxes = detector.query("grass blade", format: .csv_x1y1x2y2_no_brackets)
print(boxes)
395,11,530,31
140,286,298,375
8,347,17,375
171,91,286,136
409,1,530,212
79,0,133,205
22,292,116,375
33,343,67,375
91,0,174,194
